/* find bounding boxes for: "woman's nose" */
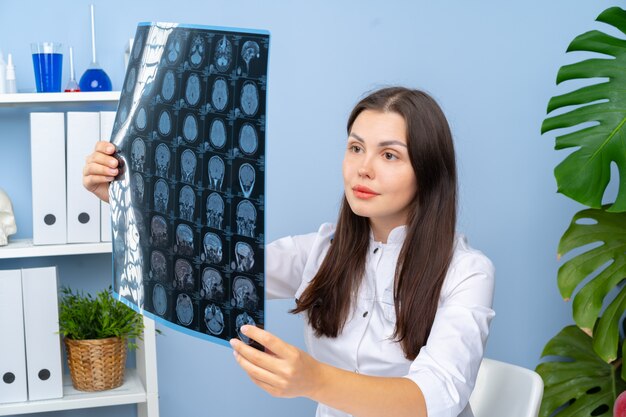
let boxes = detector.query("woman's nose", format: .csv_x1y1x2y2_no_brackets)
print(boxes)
358,160,374,178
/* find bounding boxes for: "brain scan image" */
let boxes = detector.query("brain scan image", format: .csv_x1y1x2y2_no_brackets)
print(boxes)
182,113,198,143
240,81,259,116
135,106,147,131
238,163,255,198
206,193,224,230
131,138,146,171
133,33,143,60
154,179,169,213
189,35,204,68
155,143,170,178
235,241,255,272
111,24,268,345
125,67,136,93
118,104,129,126
167,36,181,64
158,110,172,136
211,77,229,111
214,35,232,72
241,41,260,74
109,166,144,309
174,258,195,291
178,185,196,221
233,276,258,311
131,173,145,203
235,311,256,344
180,150,197,183
151,215,168,247
152,284,167,316
176,293,194,326
204,304,224,335
161,70,176,101
208,156,225,191
150,250,167,281
185,73,201,106
200,267,224,300
236,200,257,238
209,118,227,149
238,123,258,155
202,232,222,264
175,223,194,256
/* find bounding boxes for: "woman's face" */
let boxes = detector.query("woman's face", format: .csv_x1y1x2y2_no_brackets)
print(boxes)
343,110,417,231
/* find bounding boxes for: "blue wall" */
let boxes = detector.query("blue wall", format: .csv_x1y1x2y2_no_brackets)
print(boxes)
0,1,618,416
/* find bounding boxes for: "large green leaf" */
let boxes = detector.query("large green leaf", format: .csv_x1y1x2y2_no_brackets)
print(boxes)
541,7,626,213
557,207,626,362
536,326,626,417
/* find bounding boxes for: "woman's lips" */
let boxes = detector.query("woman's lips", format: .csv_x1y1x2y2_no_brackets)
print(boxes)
352,185,379,199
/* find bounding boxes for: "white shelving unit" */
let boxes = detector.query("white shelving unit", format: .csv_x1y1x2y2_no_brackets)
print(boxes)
0,92,159,417
0,239,112,259
0,91,120,106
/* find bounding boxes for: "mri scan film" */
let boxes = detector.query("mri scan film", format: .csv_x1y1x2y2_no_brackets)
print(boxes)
110,22,268,348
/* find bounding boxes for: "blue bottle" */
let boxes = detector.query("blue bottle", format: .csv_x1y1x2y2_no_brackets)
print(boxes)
79,63,112,91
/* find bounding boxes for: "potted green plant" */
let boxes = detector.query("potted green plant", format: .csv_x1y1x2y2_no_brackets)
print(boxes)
58,286,144,392
537,6,626,417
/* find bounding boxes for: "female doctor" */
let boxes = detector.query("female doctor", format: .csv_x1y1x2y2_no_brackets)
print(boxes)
83,86,495,417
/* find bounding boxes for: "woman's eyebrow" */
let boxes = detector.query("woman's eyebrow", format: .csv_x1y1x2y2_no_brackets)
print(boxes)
349,132,407,148
378,140,407,148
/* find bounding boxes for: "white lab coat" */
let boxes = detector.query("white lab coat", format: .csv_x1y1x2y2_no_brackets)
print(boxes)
266,223,495,417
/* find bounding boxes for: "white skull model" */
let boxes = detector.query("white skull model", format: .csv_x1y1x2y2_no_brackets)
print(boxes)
0,188,17,246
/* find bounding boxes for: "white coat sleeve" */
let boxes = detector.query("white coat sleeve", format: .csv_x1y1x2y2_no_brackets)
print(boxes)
403,252,495,417
265,232,318,300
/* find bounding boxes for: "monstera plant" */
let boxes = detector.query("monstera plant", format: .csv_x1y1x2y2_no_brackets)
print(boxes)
537,6,626,417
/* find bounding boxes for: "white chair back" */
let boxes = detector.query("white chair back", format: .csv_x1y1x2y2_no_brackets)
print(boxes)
469,358,543,417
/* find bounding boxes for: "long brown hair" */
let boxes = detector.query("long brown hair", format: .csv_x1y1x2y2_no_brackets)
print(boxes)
291,87,457,360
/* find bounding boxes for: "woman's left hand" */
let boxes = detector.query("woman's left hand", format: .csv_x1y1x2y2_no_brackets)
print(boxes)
230,325,323,399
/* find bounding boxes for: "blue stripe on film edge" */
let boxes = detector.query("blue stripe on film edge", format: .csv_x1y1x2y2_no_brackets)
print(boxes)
137,21,270,36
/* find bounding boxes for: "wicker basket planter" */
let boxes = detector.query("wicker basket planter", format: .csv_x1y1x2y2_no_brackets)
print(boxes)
64,336,127,392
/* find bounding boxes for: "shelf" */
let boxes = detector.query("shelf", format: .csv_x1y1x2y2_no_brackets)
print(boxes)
0,369,146,416
0,91,120,106
0,239,112,259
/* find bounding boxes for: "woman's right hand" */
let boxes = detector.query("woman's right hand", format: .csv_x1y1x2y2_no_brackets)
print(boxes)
82,141,119,203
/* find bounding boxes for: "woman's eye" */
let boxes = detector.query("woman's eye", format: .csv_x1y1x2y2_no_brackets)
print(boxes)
350,145,362,153
384,152,397,160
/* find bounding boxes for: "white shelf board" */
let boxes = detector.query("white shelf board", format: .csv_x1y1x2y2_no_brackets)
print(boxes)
0,91,120,106
0,369,146,416
0,238,112,259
